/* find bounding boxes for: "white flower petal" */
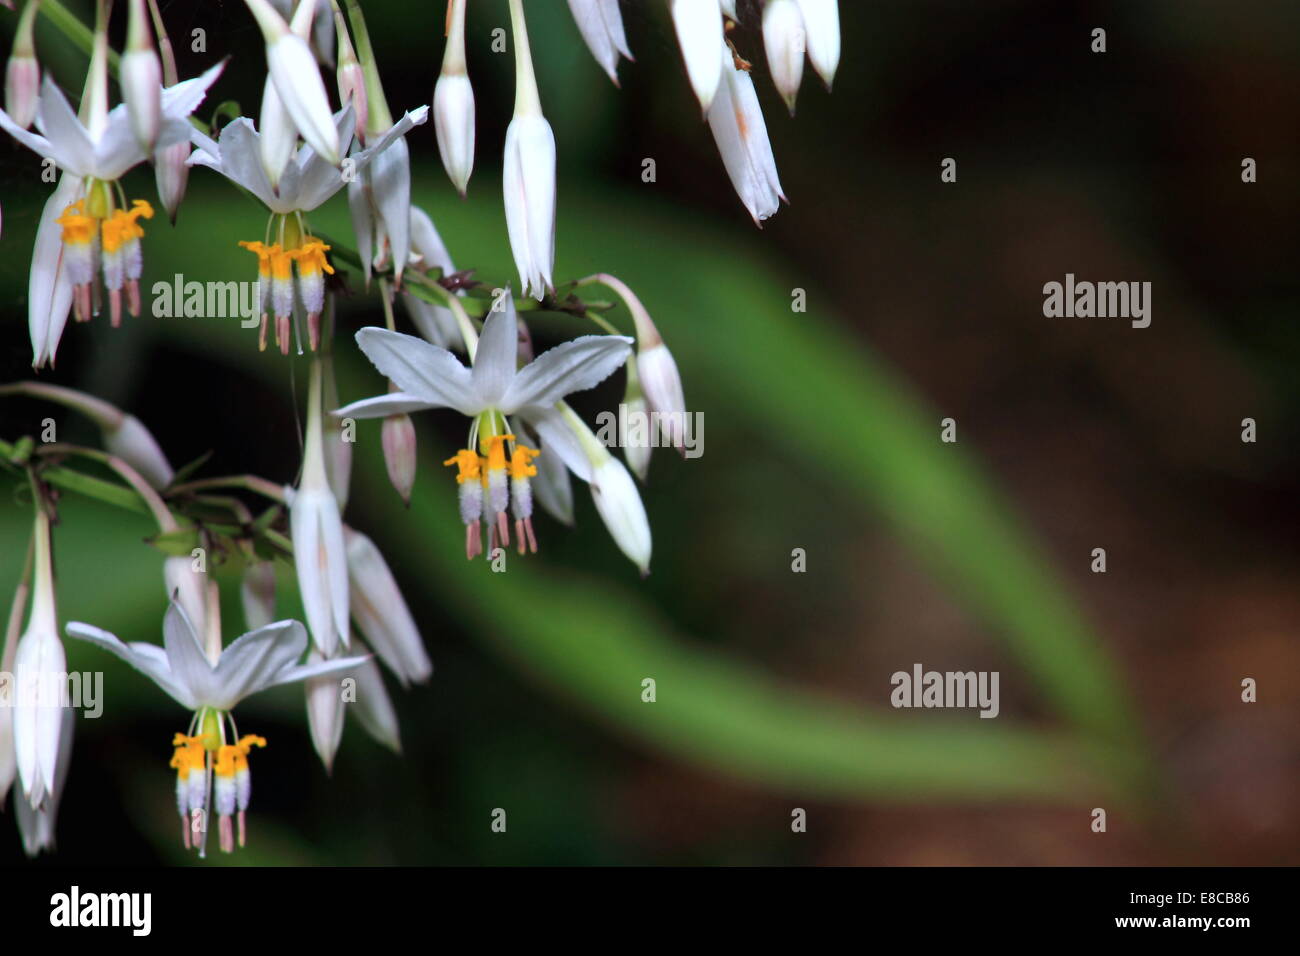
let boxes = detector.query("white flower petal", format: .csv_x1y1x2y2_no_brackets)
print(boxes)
671,0,724,111
353,327,478,414
346,528,431,686
266,32,340,165
503,334,632,413
289,485,349,656
333,392,435,421
27,176,78,368
345,655,402,753
590,454,652,574
162,602,220,707
208,619,308,709
707,40,785,223
12,627,65,806
525,405,593,482
33,77,96,174
568,0,631,84
471,300,520,408
65,621,195,709
796,0,840,88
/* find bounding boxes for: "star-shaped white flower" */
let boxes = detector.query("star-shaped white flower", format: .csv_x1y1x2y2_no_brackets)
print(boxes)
188,103,427,215
66,603,364,713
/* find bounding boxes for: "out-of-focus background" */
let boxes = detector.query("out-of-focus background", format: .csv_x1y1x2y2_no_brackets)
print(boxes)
1,0,1297,865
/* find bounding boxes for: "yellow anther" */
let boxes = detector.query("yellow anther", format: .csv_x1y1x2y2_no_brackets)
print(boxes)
238,240,277,276
169,734,205,774
443,448,482,483
55,202,95,245
292,238,335,277
509,445,540,480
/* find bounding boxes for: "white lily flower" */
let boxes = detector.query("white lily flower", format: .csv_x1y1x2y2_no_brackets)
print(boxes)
122,0,163,150
336,290,632,559
345,527,431,686
434,0,474,195
671,0,724,112
504,0,556,300
67,601,365,855
402,205,462,349
707,39,786,224
568,0,632,85
12,507,65,810
795,0,840,89
0,61,223,362
190,104,425,216
290,360,351,657
764,0,806,114
243,0,340,165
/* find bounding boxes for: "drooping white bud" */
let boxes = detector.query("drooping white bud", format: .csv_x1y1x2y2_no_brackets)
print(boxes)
434,0,475,195
795,0,840,89
763,0,806,114
244,0,340,164
670,0,724,113
3,0,39,130
122,0,163,150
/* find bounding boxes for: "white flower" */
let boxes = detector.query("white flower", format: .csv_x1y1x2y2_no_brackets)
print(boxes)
763,0,806,114
336,291,632,559
0,62,223,366
290,360,350,656
671,0,724,112
67,602,366,855
795,0,840,89
189,104,426,215
434,0,475,196
243,0,340,165
707,40,786,224
345,527,431,686
567,0,632,85
68,603,360,716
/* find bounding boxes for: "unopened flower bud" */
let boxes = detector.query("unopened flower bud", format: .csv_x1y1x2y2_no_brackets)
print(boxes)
304,650,345,773
763,0,805,115
795,0,840,90
4,0,40,130
122,0,163,150
244,0,340,165
381,411,417,505
344,528,431,686
622,359,651,481
334,9,367,140
154,139,191,223
104,413,175,490
671,0,724,113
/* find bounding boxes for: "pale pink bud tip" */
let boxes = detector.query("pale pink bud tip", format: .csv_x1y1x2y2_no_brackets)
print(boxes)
381,414,417,505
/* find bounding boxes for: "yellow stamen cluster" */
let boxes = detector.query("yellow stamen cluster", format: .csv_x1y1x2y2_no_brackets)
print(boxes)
444,435,541,558
100,199,153,253
54,196,154,325
214,734,267,778
238,237,335,353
